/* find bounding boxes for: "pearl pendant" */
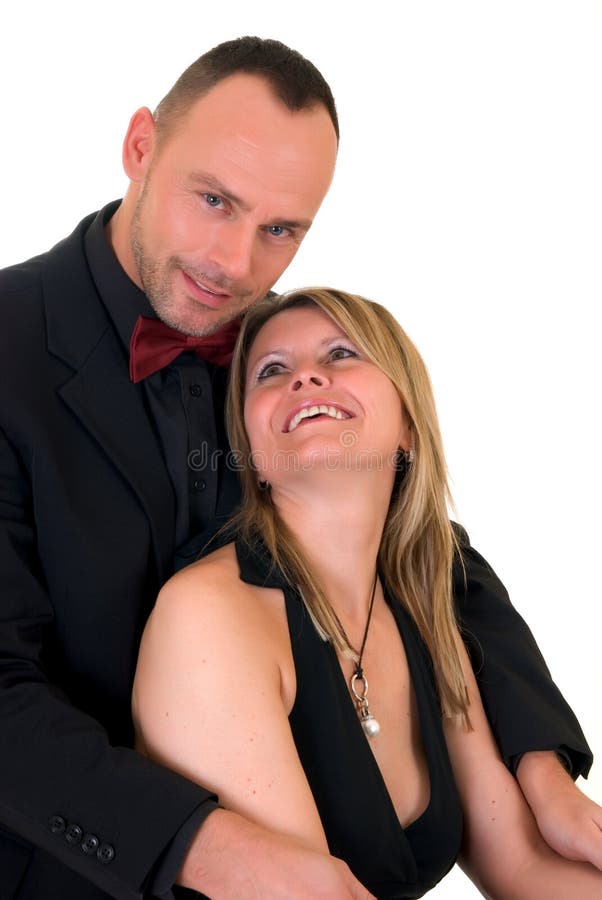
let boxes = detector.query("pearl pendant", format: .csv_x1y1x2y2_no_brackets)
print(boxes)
351,671,381,739
360,711,381,739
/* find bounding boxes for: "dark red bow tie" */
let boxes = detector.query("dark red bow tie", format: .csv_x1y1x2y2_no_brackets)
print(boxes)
129,315,241,383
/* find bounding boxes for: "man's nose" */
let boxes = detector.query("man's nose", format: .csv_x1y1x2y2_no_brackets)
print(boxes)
205,221,255,282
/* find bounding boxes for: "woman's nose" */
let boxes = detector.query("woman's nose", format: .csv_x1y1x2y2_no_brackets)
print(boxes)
291,374,324,391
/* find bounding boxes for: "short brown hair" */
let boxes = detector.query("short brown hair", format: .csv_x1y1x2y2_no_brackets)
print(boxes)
154,36,339,142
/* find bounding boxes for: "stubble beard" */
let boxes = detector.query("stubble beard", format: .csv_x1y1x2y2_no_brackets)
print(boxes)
130,190,254,338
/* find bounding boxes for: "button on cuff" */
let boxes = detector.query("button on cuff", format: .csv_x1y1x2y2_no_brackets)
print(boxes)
81,833,100,855
97,842,116,865
49,815,66,835
65,823,83,845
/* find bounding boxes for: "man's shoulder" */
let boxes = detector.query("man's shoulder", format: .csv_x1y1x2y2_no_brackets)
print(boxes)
0,209,99,300
0,252,48,359
0,210,103,357
0,250,46,298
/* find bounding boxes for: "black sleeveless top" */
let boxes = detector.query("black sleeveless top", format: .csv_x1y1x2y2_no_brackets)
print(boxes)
236,539,463,900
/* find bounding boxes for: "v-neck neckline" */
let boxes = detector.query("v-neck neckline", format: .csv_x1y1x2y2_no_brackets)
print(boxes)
325,586,435,840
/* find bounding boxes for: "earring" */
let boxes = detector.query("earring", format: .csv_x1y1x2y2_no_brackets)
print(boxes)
258,479,271,491
394,447,414,475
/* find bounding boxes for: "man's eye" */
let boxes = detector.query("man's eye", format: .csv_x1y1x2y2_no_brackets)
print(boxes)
204,193,224,208
267,225,287,237
257,362,285,379
329,347,357,361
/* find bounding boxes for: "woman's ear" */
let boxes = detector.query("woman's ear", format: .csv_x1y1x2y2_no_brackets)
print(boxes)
397,407,413,453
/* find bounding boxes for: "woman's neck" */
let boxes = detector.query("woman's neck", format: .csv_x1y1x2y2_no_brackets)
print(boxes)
270,470,392,619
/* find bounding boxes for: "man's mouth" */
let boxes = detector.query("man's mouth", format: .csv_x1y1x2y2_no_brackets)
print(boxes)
193,279,222,295
182,271,233,307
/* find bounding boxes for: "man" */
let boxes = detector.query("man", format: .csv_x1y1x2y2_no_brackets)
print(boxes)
0,36,599,900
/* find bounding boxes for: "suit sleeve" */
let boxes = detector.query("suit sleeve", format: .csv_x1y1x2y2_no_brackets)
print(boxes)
452,524,592,779
0,425,217,899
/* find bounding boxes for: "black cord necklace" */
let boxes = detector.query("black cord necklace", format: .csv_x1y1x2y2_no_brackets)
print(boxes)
348,571,380,739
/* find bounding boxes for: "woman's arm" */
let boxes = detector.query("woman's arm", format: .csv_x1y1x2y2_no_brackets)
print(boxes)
444,635,602,898
132,551,329,855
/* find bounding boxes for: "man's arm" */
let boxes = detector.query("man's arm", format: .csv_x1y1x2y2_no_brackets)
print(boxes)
444,635,602,897
517,751,602,871
0,425,213,899
452,524,592,776
179,809,375,900
452,525,601,868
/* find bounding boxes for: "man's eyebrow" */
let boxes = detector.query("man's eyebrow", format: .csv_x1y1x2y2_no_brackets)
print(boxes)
188,171,313,232
275,218,313,233
188,171,249,209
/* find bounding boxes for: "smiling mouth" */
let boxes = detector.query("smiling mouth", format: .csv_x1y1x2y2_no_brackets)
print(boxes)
192,278,224,295
286,405,351,433
182,270,232,304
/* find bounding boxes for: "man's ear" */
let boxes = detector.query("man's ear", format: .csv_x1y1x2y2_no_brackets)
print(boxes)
122,107,156,182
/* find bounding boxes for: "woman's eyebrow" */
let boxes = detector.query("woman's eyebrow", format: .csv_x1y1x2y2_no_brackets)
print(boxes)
250,336,349,366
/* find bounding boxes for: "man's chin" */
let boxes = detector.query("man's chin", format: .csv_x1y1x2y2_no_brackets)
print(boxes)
159,304,243,337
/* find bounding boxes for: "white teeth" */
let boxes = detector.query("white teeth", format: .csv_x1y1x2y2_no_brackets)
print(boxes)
288,405,346,433
194,279,219,295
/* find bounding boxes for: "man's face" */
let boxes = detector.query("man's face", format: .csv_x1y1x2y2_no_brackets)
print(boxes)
129,74,337,336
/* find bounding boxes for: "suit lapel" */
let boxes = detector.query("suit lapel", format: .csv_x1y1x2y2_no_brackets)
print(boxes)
59,336,175,583
42,212,175,583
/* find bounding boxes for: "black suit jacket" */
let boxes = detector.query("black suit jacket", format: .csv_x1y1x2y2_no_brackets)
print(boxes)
0,212,216,899
0,210,593,899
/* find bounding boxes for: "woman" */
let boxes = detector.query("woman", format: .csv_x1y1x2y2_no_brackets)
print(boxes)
133,288,602,897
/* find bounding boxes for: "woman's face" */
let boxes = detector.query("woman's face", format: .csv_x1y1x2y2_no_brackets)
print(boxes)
243,305,412,483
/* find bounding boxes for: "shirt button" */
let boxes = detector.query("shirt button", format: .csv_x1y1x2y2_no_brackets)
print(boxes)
81,833,100,855
189,383,203,397
65,823,83,845
49,815,66,835
97,842,116,865
193,479,206,491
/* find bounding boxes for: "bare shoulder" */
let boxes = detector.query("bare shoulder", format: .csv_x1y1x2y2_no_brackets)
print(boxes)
137,541,295,714
153,542,249,625
137,541,270,687
160,541,241,599
149,541,288,660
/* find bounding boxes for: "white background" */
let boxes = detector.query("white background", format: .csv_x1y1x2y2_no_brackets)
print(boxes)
2,2,600,896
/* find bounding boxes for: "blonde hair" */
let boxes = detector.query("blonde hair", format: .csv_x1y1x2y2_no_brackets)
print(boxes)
226,288,468,719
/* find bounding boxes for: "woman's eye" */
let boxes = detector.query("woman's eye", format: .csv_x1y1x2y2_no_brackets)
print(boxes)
329,346,357,361
257,362,285,380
